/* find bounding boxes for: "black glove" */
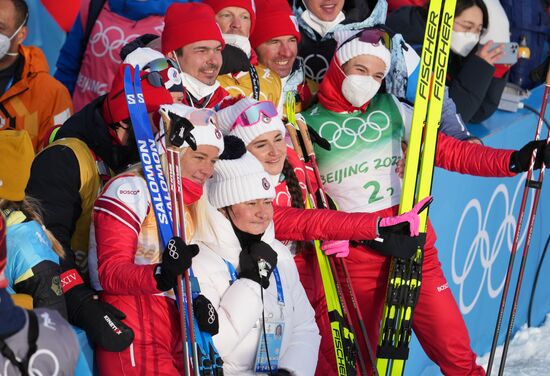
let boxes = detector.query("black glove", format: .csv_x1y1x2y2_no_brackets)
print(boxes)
219,45,251,74
193,294,219,335
154,237,199,292
509,140,550,173
238,241,278,289
65,284,134,352
361,222,425,259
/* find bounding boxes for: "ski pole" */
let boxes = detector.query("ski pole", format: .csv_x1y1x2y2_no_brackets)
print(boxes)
295,118,379,375
488,65,550,376
286,123,359,375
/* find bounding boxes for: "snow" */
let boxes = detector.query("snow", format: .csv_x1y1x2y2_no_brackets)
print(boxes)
477,313,550,375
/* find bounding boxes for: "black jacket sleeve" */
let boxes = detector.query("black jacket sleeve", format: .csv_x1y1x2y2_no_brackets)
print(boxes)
448,54,506,123
25,146,82,273
13,260,68,319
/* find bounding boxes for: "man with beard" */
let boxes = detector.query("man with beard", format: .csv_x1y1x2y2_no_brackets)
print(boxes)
161,3,230,109
25,64,173,353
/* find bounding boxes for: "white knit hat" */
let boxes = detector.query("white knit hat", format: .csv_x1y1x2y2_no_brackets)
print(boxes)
157,104,225,155
208,147,275,208
216,97,286,145
335,30,392,76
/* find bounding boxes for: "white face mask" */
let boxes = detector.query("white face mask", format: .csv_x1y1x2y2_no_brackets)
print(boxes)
341,75,381,108
450,31,479,57
222,33,252,58
0,19,26,60
180,72,220,101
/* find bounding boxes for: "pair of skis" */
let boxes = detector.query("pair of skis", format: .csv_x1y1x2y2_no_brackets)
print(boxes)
486,66,550,376
376,0,456,375
123,66,223,376
286,95,377,376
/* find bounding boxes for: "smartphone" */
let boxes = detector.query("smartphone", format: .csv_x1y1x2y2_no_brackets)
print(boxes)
487,42,518,65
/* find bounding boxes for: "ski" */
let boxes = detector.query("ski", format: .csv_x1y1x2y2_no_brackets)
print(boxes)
376,0,456,375
487,66,550,376
123,66,222,376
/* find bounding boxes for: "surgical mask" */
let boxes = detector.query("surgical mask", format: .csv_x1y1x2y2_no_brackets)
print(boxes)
222,33,252,58
341,75,381,108
450,31,479,57
0,18,26,60
180,72,220,101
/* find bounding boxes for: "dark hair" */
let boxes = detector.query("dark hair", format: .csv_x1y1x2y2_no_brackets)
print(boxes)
455,0,489,30
282,159,305,210
10,0,29,27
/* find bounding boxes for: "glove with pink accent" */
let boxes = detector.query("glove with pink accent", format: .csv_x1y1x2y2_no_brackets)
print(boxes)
363,196,433,259
378,196,433,236
321,240,350,258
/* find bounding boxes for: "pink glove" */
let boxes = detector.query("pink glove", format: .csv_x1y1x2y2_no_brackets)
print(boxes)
321,240,350,258
379,196,433,237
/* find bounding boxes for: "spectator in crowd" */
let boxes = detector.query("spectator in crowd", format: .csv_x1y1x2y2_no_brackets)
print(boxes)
290,0,379,83
251,0,318,116
0,213,80,376
0,130,66,315
387,0,509,123
205,0,283,106
0,0,72,151
54,0,181,112
161,3,230,109
26,64,173,354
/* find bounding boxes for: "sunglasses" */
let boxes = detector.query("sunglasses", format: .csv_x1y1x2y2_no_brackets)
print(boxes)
232,101,279,129
143,58,180,73
338,27,392,52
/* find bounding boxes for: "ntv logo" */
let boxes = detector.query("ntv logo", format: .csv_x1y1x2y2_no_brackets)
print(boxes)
451,175,534,314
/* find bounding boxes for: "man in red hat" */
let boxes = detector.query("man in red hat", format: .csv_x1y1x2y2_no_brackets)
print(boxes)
161,2,230,108
26,64,173,354
250,0,318,116
204,0,284,107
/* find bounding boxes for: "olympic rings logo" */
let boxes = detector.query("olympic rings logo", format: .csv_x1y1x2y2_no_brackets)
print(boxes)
301,54,330,83
167,239,180,260
207,302,216,324
318,111,391,150
451,174,534,314
89,20,142,63
3,348,60,375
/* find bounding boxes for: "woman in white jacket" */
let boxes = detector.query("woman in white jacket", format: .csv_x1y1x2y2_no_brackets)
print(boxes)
192,136,320,376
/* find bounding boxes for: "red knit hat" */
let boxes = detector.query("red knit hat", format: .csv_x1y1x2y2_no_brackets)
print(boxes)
161,3,225,54
203,0,257,34
249,0,301,49
102,64,173,124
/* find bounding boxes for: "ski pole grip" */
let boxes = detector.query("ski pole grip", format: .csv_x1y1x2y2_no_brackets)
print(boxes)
285,123,304,160
297,119,315,156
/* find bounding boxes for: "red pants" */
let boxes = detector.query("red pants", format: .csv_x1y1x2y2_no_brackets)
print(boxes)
295,215,485,376
96,294,185,376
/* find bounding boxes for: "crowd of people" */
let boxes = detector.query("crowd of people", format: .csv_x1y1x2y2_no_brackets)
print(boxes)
1,0,550,375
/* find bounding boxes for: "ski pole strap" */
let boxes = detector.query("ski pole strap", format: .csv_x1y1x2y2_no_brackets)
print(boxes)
249,65,260,101
224,260,284,305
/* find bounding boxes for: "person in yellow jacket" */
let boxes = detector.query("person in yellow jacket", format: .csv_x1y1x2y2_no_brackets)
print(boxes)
204,0,283,106
0,0,72,151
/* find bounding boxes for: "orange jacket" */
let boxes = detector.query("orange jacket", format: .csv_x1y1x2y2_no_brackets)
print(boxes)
0,46,72,151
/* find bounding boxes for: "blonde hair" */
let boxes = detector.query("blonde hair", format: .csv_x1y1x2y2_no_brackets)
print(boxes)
0,197,65,258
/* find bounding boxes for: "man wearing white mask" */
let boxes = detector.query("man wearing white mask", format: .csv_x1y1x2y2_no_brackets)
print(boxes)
161,2,229,109
204,0,283,106
0,0,72,151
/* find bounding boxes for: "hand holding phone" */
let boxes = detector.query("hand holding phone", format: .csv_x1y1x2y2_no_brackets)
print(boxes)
478,41,518,66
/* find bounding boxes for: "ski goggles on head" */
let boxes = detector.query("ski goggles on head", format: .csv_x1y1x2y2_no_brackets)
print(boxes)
232,101,279,129
338,27,393,52
143,58,180,73
187,108,216,127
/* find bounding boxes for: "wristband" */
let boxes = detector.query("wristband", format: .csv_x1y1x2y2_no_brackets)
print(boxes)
60,268,84,293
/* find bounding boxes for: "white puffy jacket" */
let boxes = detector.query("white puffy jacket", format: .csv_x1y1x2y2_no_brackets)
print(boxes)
192,204,320,376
